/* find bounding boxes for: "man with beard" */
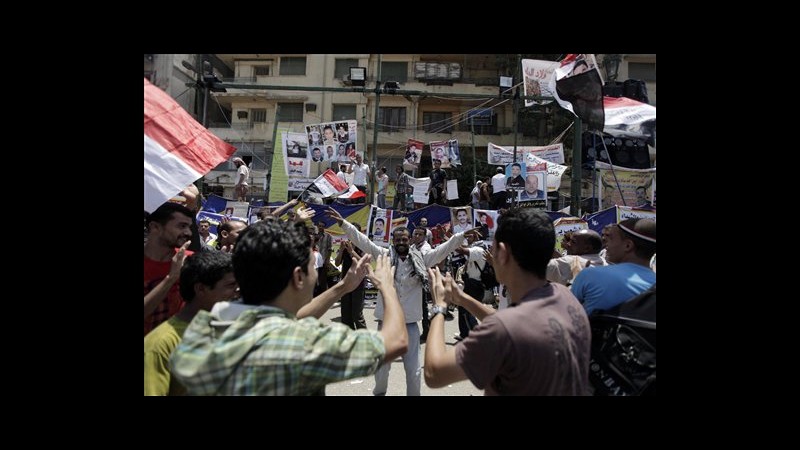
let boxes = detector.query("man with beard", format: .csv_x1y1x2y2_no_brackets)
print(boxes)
144,202,195,336
327,207,474,396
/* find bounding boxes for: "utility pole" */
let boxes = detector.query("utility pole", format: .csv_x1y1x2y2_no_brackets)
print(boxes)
570,117,582,217
471,119,476,186
370,55,382,206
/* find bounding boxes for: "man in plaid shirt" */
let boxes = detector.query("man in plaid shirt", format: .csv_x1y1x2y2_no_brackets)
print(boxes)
169,218,407,395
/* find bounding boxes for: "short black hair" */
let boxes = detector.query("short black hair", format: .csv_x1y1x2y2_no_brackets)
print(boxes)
146,202,194,228
233,220,311,305
179,252,234,302
512,163,521,169
494,208,554,278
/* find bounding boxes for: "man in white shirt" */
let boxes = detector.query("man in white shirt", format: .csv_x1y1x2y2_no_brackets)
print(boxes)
233,157,250,202
348,153,371,204
490,166,507,210
327,207,471,396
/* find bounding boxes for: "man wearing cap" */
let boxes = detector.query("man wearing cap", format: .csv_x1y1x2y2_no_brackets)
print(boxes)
570,218,656,314
233,157,250,202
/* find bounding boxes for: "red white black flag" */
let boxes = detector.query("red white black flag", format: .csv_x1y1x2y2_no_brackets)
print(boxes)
144,78,236,212
553,54,605,132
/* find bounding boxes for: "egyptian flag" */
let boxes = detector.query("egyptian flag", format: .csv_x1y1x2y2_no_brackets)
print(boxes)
603,96,656,146
144,78,236,212
337,185,367,200
553,54,605,132
308,169,350,197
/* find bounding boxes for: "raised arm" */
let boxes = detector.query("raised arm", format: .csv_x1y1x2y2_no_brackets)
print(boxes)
297,253,373,319
270,199,299,218
326,207,388,259
424,267,468,387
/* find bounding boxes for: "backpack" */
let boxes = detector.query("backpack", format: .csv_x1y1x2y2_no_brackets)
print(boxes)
479,261,499,289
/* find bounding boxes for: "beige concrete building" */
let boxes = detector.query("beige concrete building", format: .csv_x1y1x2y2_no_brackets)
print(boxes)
149,54,655,209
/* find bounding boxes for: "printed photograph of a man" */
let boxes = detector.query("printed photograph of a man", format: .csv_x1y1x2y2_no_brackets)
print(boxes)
518,172,546,201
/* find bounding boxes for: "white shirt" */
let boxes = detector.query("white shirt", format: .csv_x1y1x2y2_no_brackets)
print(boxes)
237,164,250,186
352,163,369,186
491,173,506,193
342,220,466,323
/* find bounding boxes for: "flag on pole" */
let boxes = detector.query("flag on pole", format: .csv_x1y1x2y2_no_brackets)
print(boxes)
308,169,350,197
337,185,367,200
603,96,656,145
144,78,236,213
552,54,605,132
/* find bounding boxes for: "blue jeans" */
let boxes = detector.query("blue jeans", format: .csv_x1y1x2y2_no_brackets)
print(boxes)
373,322,420,396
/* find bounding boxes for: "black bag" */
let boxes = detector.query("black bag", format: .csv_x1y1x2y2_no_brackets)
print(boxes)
479,261,499,289
589,315,656,396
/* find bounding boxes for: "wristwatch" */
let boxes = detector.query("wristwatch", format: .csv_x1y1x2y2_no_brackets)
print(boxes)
429,305,448,320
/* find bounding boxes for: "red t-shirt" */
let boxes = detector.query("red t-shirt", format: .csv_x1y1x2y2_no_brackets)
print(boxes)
144,249,194,336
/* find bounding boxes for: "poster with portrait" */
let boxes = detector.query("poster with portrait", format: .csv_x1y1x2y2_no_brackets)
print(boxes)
597,162,656,210
306,120,358,165
517,170,547,202
522,59,558,107
429,140,452,168
283,131,311,180
404,138,424,170
446,139,461,166
450,206,472,235
505,162,526,193
525,153,567,193
368,208,407,248
473,209,499,241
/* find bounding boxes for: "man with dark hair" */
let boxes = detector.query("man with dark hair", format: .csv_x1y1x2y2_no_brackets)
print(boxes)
145,252,238,395
424,208,591,395
428,159,448,206
170,219,408,395
490,166,507,209
571,218,656,314
144,202,195,336
506,163,525,188
328,207,471,396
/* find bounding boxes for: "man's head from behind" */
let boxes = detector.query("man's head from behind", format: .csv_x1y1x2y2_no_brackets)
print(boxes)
179,252,238,309
566,229,602,255
233,220,313,306
493,208,554,279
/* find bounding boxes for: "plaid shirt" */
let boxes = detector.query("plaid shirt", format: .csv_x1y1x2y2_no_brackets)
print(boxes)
170,306,385,396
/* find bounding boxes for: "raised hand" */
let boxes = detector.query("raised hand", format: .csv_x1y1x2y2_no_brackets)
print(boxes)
325,207,345,225
296,207,316,221
367,254,395,291
341,253,372,292
427,267,450,307
169,240,191,278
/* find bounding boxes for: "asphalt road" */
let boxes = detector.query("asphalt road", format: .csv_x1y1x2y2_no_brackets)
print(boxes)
322,299,484,396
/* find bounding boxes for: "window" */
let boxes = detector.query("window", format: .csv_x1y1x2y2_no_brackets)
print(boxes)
251,108,267,123
474,113,499,135
381,62,408,83
333,104,357,121
628,62,656,81
423,112,453,133
277,103,304,122
280,57,306,75
335,59,359,79
254,65,270,76
377,107,406,132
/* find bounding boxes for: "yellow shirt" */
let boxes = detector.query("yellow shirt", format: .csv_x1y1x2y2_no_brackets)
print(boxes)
144,316,189,396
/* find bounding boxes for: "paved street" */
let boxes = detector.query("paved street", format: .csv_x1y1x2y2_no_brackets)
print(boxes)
321,299,484,396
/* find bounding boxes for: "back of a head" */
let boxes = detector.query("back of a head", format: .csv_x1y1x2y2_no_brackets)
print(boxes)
494,208,554,278
572,229,603,254
496,167,504,174
617,218,656,260
232,220,311,305
179,252,234,302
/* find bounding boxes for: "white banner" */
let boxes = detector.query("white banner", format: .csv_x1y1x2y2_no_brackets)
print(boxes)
446,179,459,200
407,176,431,204
522,59,558,107
487,142,565,165
524,153,567,193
